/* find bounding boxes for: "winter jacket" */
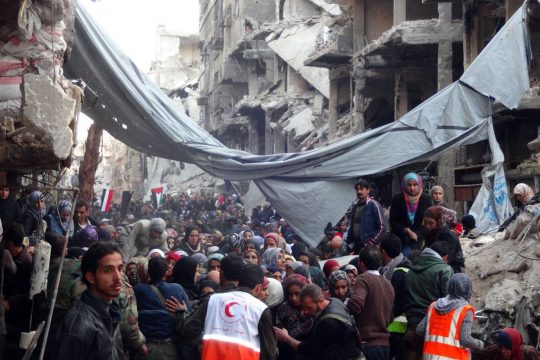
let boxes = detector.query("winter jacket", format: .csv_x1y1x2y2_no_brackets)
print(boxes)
299,299,361,360
56,290,124,360
0,197,21,227
404,248,453,328
347,197,386,253
389,193,432,249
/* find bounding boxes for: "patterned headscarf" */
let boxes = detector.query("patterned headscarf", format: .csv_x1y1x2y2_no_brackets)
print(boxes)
80,225,99,243
423,206,445,229
229,233,245,250
328,270,349,288
58,200,72,212
514,183,535,203
28,191,46,217
282,274,308,293
401,173,423,223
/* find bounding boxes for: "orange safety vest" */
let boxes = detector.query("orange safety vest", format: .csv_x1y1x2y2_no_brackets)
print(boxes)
423,302,474,360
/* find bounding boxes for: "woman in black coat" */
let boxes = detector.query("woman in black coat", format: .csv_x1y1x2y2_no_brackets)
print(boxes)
389,173,432,255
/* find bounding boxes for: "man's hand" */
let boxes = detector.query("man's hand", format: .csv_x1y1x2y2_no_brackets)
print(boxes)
274,326,289,342
139,344,148,356
165,297,187,313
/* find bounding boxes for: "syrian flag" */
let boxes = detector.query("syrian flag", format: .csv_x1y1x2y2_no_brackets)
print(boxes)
151,186,164,208
101,188,114,212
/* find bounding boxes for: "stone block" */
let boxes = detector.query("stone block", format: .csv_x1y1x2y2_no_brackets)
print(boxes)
22,73,76,160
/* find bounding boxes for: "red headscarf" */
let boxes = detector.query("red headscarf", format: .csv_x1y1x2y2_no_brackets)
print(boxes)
497,328,523,360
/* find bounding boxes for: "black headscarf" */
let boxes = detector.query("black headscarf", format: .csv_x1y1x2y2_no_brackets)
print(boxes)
172,256,199,300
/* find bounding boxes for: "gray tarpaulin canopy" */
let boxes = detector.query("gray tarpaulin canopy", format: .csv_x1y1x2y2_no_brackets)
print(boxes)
65,2,530,246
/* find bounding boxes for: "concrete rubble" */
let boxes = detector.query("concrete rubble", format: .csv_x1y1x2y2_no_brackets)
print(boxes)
463,204,540,344
0,0,80,169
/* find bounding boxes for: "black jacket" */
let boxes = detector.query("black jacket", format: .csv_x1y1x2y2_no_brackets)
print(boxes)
298,299,361,360
56,290,124,360
0,197,21,227
389,193,432,248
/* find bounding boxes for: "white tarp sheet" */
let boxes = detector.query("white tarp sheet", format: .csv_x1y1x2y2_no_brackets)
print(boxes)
64,2,530,246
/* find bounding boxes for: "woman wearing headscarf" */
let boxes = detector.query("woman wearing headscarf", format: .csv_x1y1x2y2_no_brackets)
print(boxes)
263,232,287,252
244,248,261,265
21,190,47,236
172,256,200,302
430,185,447,207
390,172,432,255
262,248,286,280
421,206,465,273
178,225,205,256
240,229,254,242
416,273,484,358
45,199,75,238
328,270,351,304
275,274,313,359
474,328,540,360
265,277,284,323
513,183,535,207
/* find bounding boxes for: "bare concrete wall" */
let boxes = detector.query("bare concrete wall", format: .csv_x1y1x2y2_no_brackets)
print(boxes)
406,0,438,21
365,0,393,43
245,0,276,24
282,0,319,20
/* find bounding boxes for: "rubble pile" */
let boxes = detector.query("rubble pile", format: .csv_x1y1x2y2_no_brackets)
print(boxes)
0,0,79,169
463,205,540,344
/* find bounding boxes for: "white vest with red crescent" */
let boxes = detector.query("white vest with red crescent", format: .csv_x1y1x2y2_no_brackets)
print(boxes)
202,291,267,360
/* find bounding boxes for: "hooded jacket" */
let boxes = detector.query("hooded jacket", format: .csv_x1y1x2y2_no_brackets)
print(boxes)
404,248,453,327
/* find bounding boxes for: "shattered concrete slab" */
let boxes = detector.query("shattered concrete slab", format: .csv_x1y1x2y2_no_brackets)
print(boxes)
361,19,463,57
22,73,75,160
283,107,316,142
308,0,342,16
267,21,330,98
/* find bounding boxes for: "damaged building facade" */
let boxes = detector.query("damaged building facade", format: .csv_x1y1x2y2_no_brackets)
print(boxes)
98,30,222,200
0,0,81,184
197,0,540,213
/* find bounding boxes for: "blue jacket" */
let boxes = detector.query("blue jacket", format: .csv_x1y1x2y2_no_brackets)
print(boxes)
134,280,191,340
347,198,386,249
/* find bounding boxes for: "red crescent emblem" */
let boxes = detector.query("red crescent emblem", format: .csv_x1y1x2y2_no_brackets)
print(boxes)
224,301,240,318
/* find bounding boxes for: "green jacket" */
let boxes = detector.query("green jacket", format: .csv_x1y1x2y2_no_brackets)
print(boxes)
404,249,453,328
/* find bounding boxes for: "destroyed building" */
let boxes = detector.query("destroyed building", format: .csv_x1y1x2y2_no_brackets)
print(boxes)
0,0,81,181
196,0,540,215
98,31,220,200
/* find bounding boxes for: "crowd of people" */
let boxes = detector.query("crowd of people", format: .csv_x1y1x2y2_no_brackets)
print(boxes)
0,174,538,360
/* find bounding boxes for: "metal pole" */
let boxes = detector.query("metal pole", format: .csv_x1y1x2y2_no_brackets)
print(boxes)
38,188,79,360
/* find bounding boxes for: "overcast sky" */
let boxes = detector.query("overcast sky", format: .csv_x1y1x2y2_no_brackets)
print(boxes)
78,0,200,138
82,0,200,71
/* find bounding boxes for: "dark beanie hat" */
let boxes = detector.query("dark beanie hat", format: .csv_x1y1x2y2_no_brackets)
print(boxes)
324,222,335,235
461,215,476,229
